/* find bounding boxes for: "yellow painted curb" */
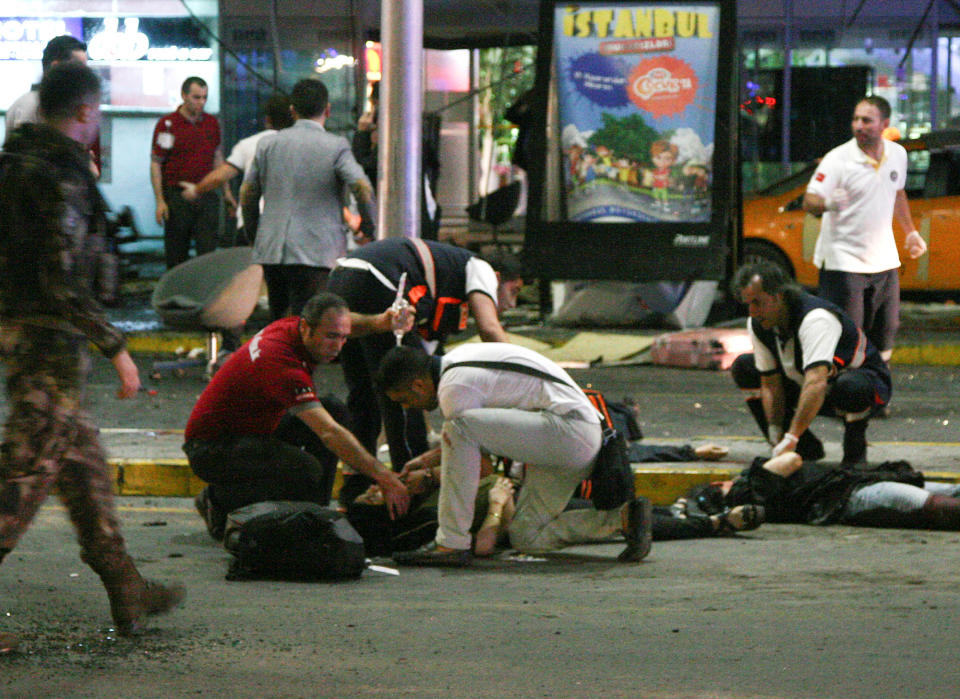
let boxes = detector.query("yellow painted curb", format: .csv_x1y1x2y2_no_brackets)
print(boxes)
110,460,960,505
891,344,960,366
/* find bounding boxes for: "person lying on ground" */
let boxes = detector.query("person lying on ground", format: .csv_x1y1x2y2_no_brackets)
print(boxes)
691,451,960,530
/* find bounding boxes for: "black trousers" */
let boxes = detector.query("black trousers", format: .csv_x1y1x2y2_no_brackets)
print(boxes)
183,397,348,514
262,265,330,321
163,186,219,269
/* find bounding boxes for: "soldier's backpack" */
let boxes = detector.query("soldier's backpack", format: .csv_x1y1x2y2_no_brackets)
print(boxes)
223,501,366,581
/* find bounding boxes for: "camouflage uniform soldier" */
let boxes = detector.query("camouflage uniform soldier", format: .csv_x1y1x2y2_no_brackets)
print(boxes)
0,63,184,649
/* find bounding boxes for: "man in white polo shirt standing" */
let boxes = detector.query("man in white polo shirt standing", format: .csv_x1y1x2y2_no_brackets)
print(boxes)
802,95,927,364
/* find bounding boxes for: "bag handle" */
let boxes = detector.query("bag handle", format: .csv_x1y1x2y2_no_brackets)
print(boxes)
407,238,436,299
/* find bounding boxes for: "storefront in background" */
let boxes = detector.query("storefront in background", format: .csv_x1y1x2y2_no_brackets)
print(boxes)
0,1,218,240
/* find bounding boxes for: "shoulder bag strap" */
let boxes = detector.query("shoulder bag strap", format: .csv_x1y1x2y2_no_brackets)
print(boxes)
407,237,436,299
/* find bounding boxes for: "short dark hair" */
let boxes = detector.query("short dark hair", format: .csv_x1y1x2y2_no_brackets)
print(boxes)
39,62,101,123
482,249,523,282
375,346,432,393
181,76,207,95
860,95,891,121
732,261,801,302
41,35,86,72
301,291,349,328
291,79,329,119
264,93,294,130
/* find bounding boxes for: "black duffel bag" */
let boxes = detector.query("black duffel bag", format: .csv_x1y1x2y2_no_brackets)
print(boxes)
223,501,366,581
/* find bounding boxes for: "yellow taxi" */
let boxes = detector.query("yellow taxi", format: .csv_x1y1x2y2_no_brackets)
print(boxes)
742,130,960,295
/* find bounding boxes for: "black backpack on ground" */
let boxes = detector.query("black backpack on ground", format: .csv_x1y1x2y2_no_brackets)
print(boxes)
223,501,366,581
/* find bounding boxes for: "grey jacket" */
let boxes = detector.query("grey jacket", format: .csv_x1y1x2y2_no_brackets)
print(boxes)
245,119,371,268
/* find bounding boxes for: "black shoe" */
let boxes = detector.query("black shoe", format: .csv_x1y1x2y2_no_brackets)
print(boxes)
795,430,825,462
618,496,653,563
194,487,225,541
393,541,473,567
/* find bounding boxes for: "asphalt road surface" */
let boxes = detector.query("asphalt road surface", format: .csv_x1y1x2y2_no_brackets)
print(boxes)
1,353,959,696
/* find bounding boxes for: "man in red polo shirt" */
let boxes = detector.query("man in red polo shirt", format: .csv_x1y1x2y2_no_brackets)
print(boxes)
183,292,411,540
150,76,224,269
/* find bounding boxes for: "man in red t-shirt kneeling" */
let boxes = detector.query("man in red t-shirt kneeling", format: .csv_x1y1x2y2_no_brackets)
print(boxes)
183,292,410,540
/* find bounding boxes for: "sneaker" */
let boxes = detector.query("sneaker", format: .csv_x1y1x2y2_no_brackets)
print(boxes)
618,496,653,563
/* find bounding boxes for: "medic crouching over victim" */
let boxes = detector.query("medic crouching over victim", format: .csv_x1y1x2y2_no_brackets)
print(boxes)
184,292,413,540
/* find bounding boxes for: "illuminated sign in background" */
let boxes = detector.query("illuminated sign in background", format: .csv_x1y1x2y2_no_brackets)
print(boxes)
0,17,82,59
0,16,213,62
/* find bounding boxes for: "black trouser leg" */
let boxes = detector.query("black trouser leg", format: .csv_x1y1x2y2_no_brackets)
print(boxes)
841,419,868,465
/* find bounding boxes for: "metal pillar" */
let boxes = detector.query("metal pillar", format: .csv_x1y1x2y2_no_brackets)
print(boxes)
377,0,423,239
781,0,792,175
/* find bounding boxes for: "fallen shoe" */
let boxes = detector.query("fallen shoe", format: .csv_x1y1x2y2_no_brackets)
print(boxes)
0,632,18,654
618,496,653,563
393,541,473,567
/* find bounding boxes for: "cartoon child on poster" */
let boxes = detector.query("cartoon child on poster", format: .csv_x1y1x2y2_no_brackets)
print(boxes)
649,139,677,209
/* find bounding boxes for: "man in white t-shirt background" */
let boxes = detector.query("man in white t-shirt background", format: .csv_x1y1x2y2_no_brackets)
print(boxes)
803,95,927,364
179,93,293,246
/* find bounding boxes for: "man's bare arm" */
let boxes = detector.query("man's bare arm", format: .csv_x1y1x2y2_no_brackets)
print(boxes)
759,373,786,442
802,191,827,217
180,162,241,201
895,190,927,259
295,405,409,518
150,159,168,225
468,292,510,343
788,364,830,439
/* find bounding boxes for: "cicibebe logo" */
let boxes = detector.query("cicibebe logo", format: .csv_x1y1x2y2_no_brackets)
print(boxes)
628,55,698,118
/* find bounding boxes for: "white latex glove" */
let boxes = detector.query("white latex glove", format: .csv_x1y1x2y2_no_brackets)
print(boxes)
772,432,799,457
903,230,927,260
824,188,849,212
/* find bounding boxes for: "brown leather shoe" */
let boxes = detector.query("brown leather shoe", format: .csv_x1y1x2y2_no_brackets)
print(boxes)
0,632,19,654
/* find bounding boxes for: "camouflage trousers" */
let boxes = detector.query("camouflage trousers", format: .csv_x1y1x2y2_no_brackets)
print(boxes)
0,323,128,574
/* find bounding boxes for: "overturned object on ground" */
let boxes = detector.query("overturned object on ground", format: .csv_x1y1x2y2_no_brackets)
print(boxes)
650,327,752,371
151,246,263,330
223,501,366,581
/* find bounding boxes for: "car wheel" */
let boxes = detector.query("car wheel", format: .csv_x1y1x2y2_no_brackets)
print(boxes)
742,239,794,279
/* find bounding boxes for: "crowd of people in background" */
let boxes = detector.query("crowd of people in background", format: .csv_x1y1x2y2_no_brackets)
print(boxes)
0,36,948,652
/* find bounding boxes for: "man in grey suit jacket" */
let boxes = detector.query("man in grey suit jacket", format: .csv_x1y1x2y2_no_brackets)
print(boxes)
241,79,376,320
